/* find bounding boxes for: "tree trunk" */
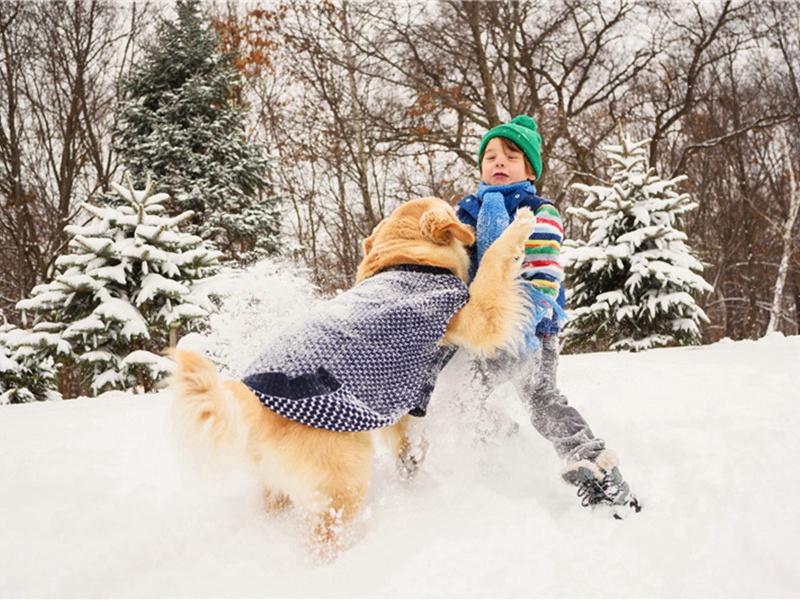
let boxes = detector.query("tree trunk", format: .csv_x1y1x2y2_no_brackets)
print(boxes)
766,127,800,335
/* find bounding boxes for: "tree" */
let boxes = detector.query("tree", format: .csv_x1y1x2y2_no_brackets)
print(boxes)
765,126,800,335
114,0,281,265
16,176,221,397
220,0,404,288
0,0,145,322
563,132,713,352
0,319,57,404
207,0,800,336
324,0,655,202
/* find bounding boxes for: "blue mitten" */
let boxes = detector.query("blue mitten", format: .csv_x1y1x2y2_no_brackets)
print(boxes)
523,287,569,352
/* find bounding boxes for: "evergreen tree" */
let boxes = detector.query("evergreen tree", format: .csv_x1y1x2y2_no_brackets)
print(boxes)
0,320,58,404
563,133,713,352
114,0,281,264
16,177,221,397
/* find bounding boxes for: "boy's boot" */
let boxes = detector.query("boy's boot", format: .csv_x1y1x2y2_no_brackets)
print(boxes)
561,450,642,519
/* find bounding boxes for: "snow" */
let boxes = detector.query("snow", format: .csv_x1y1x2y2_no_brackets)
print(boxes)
121,350,174,375
2,332,799,597
137,272,191,304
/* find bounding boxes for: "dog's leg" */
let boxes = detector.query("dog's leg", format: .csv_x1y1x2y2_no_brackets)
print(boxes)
444,207,536,354
308,483,369,562
303,431,374,562
383,415,429,480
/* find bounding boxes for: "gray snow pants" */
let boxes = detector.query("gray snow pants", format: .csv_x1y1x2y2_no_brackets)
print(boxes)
468,335,605,464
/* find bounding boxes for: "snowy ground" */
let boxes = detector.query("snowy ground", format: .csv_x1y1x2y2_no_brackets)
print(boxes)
2,332,799,598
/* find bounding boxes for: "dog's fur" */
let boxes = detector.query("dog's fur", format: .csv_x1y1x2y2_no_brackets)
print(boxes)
170,197,534,560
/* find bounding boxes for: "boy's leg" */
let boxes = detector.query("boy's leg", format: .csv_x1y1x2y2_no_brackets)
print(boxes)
517,335,641,516
514,335,605,463
450,350,519,442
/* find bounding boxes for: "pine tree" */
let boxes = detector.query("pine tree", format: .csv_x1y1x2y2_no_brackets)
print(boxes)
16,177,222,397
0,320,58,404
563,133,713,352
114,0,281,264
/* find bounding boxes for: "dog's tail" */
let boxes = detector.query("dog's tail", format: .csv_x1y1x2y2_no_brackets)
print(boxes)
169,349,247,466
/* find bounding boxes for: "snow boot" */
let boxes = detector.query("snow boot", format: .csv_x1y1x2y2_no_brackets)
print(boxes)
561,450,642,519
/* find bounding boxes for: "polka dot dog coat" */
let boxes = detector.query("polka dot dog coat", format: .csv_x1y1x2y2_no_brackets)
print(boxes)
242,266,469,432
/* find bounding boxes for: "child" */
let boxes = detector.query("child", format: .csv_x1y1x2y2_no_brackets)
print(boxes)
455,115,641,517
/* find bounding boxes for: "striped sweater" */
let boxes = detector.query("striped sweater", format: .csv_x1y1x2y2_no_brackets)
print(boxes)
456,181,566,336
523,201,564,300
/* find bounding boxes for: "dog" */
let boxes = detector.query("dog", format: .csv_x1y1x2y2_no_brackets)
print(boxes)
170,197,535,560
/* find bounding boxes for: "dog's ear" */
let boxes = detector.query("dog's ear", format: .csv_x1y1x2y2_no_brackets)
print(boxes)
362,218,387,256
420,208,476,246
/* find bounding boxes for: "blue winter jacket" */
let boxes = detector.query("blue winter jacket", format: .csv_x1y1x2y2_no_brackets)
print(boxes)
456,182,566,337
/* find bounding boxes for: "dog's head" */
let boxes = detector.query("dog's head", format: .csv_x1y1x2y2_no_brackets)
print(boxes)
356,197,475,283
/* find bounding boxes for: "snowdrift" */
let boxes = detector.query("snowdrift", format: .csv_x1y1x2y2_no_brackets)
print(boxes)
1,334,799,598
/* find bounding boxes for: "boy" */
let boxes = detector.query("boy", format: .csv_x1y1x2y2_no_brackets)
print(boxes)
456,115,641,518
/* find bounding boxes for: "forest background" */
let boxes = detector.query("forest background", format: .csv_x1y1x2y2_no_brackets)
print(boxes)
1,0,799,349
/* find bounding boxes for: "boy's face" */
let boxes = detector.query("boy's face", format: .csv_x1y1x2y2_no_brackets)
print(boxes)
480,137,535,186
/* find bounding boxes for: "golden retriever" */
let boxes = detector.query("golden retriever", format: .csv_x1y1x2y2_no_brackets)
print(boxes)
170,197,534,560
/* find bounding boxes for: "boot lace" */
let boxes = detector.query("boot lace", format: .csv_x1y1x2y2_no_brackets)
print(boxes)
575,467,628,508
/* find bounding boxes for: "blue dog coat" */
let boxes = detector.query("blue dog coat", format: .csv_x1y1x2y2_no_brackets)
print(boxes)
242,266,469,432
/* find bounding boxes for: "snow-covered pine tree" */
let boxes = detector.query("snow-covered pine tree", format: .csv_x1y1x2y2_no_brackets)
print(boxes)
0,320,58,404
114,0,281,264
16,176,222,397
562,133,713,352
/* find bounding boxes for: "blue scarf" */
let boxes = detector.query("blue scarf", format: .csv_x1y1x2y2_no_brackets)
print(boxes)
476,180,536,201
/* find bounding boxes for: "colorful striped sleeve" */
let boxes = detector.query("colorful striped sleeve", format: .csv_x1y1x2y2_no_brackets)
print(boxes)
521,202,564,299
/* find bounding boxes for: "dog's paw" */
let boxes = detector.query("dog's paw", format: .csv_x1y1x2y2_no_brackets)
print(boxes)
514,206,535,228
498,206,535,249
263,488,292,515
396,436,429,482
397,446,424,481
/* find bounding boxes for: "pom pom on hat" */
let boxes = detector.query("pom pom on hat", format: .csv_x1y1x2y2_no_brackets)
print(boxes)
477,115,543,178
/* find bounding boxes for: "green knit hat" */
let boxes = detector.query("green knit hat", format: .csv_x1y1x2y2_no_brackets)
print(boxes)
477,115,542,178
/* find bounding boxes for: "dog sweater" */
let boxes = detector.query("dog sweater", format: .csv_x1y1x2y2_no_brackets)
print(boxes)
241,266,469,432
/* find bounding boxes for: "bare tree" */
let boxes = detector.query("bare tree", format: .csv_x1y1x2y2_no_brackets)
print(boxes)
626,0,793,174
212,0,799,339
327,0,655,203
216,0,416,288
0,0,147,323
764,127,800,334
